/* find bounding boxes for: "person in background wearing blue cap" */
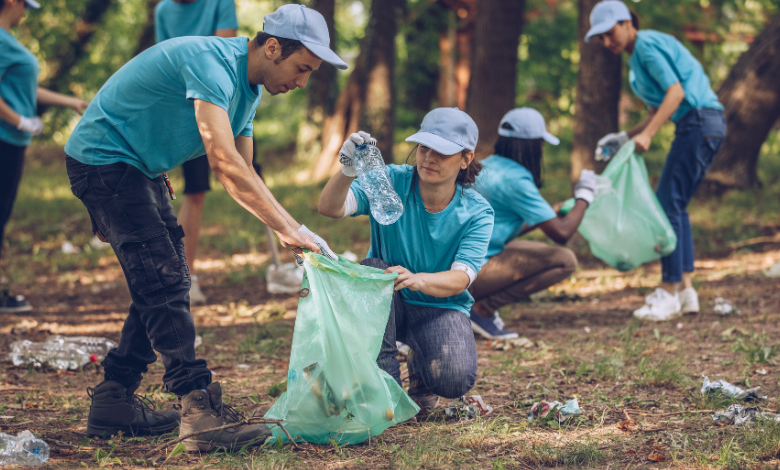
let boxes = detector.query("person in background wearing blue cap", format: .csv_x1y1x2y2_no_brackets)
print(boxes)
154,0,238,305
319,108,494,412
586,0,726,321
0,0,88,313
65,4,345,451
469,108,598,340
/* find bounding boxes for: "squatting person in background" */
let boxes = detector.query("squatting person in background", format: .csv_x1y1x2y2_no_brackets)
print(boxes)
587,0,726,321
469,108,597,340
0,0,88,312
318,108,494,412
64,4,341,452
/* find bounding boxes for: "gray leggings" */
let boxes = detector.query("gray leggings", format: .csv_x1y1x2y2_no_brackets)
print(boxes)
360,258,477,399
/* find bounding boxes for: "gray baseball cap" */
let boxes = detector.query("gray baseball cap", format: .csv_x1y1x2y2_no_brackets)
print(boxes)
263,4,347,70
405,107,478,155
585,1,631,43
498,108,559,145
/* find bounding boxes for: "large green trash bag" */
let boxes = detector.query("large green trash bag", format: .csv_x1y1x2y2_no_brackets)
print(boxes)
562,141,677,271
264,252,419,445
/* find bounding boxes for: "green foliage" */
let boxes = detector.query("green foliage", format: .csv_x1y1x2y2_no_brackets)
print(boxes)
267,380,287,398
731,332,779,365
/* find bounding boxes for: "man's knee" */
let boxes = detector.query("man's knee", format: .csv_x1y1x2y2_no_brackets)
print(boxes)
360,257,389,270
425,360,476,399
555,247,578,277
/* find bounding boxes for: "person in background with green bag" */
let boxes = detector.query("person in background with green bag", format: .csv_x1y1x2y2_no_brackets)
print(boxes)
586,0,726,321
469,108,598,340
318,108,494,412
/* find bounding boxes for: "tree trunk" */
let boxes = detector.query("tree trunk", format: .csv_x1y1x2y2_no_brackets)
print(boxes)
571,0,621,182
702,12,780,193
437,0,476,109
134,0,161,57
465,0,526,158
307,0,338,123
310,0,401,180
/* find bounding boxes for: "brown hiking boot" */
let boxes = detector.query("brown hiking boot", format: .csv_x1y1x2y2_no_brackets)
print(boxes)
179,382,271,453
86,380,180,438
407,350,439,410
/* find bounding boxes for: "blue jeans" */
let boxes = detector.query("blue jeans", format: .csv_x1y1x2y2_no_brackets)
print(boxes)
66,157,211,395
360,258,477,399
656,108,726,283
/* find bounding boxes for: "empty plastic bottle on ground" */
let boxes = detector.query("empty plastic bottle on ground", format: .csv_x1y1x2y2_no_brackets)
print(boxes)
9,335,117,371
0,431,49,466
353,144,403,225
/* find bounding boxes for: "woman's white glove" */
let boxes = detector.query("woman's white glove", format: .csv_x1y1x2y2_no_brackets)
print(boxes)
574,169,598,205
298,225,336,260
595,131,628,161
17,116,44,135
338,131,376,177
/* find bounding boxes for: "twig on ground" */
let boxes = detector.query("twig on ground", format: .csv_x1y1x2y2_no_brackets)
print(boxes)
731,233,780,249
635,410,714,418
623,408,632,421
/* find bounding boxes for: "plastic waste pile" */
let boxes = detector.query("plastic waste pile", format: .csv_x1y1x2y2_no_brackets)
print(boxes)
701,375,765,400
354,144,404,225
0,430,49,466
527,398,582,423
444,395,493,420
712,404,780,426
9,335,117,371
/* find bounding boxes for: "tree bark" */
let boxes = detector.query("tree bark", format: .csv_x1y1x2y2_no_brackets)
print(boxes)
307,0,338,123
702,12,780,192
465,0,526,158
134,0,161,57
571,0,621,182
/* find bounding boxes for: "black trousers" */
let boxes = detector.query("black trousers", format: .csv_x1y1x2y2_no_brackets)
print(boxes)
0,140,26,260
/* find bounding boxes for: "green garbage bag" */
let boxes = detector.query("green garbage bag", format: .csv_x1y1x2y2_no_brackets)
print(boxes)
561,141,676,271
264,252,419,445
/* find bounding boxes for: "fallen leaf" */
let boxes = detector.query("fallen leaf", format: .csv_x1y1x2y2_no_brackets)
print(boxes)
648,451,666,462
626,449,638,454
617,419,637,433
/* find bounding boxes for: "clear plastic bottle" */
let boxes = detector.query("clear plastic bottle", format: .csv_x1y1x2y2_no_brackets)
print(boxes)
0,431,50,466
601,140,621,160
353,144,404,225
9,335,117,371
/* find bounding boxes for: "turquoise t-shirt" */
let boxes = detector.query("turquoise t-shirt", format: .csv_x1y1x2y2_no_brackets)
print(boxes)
628,30,722,122
476,155,557,259
0,28,39,147
350,164,494,315
65,37,260,178
155,0,238,42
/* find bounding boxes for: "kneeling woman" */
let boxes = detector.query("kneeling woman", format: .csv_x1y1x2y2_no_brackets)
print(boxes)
318,108,494,409
469,108,598,340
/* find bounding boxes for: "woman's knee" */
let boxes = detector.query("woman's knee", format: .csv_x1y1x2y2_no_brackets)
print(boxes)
360,257,389,270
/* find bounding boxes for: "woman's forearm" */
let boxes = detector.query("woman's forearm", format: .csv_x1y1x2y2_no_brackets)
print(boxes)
639,82,685,137
37,88,89,113
318,171,355,218
626,113,654,138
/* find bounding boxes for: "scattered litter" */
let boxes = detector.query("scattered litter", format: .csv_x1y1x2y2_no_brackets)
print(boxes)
236,364,251,370
9,336,117,371
194,335,202,349
395,341,410,357
712,404,780,426
266,262,304,294
89,235,109,249
60,242,80,254
488,337,534,351
341,251,359,262
0,430,49,466
584,326,591,333
0,416,14,420
444,395,493,420
764,261,780,278
701,375,765,400
527,398,582,423
676,322,683,329
756,369,768,375
713,298,735,315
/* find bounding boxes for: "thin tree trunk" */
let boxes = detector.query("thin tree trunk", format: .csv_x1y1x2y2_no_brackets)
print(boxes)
702,12,780,193
571,0,621,182
134,0,161,56
439,18,457,107
307,0,338,123
465,0,526,158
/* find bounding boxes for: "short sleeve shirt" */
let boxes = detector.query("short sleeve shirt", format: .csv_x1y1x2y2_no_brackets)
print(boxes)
628,30,722,122
155,0,238,42
476,155,557,258
350,164,494,315
65,37,260,178
0,28,39,147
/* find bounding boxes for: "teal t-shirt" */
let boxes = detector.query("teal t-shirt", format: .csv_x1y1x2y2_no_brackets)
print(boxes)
65,37,260,178
476,155,557,259
0,28,39,147
350,164,494,315
155,0,238,42
628,30,722,122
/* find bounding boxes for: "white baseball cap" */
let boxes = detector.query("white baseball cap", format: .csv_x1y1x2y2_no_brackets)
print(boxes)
498,108,559,145
405,108,479,155
263,4,347,70
585,1,631,43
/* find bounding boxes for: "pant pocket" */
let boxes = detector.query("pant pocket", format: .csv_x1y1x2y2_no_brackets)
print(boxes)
698,135,724,169
117,224,182,295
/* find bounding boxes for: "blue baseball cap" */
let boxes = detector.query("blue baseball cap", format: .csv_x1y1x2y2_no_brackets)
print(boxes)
263,4,347,70
405,108,478,155
24,0,41,8
584,1,631,43
498,108,559,145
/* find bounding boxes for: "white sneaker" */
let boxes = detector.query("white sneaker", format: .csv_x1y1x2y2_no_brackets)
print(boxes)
189,275,207,305
266,263,304,294
765,261,780,278
679,287,699,313
633,288,681,321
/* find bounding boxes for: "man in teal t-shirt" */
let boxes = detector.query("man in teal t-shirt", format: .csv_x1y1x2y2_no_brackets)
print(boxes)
154,0,239,305
65,4,346,451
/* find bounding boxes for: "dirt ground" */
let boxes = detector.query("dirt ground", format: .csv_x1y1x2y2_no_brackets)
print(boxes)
2,247,780,469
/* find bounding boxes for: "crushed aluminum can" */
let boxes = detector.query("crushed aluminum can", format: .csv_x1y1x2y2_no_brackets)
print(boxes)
527,398,582,423
444,395,493,420
701,375,765,400
712,404,780,426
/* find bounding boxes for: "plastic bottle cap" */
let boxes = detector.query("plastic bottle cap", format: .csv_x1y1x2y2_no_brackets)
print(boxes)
89,354,98,363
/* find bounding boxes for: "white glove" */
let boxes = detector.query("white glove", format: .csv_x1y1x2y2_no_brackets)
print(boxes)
17,116,44,135
574,169,598,204
338,131,376,177
595,131,628,161
298,225,336,260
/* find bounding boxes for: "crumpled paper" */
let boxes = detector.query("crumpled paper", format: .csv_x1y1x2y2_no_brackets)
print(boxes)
712,404,780,426
527,398,582,423
444,395,493,420
701,375,765,400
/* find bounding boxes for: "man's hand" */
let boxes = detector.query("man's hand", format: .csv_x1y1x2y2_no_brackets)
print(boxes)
17,116,43,135
339,131,376,177
632,132,652,153
277,227,321,254
298,225,336,260
384,266,426,292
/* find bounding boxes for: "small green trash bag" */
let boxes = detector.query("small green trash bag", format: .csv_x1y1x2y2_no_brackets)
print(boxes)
264,252,419,445
563,141,677,272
